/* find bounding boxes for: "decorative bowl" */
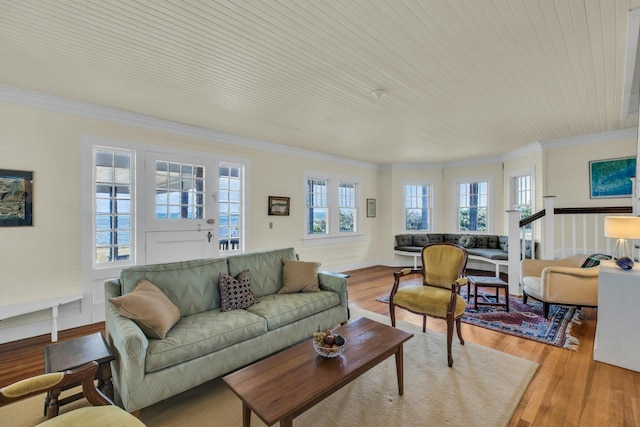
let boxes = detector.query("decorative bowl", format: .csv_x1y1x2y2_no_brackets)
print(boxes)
616,257,635,270
312,335,346,358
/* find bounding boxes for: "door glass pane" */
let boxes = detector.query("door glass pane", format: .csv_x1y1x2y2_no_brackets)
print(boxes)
155,160,205,220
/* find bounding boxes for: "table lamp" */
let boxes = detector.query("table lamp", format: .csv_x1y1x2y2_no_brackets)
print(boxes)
604,216,640,260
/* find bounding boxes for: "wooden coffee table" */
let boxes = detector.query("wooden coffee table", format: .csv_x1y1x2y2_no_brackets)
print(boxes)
223,317,413,427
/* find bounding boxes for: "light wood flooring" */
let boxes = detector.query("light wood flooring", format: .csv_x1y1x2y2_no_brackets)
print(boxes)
1,265,638,426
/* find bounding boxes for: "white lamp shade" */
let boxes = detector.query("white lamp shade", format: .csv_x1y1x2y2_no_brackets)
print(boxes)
604,216,640,239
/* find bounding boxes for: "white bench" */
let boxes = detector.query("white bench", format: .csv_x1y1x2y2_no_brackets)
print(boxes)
0,294,83,342
395,250,507,276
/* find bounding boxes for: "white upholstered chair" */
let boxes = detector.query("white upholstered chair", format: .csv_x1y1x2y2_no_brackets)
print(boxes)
520,254,600,318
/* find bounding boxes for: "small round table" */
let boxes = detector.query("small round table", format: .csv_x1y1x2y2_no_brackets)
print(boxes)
467,275,510,312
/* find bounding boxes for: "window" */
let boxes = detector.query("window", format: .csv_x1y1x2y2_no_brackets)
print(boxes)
338,182,356,233
304,173,360,239
458,180,488,232
154,161,204,220
94,147,134,265
306,179,328,234
404,184,432,231
219,163,243,251
512,173,533,232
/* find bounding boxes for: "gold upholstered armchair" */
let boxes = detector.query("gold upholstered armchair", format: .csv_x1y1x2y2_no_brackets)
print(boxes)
389,243,469,367
0,361,144,426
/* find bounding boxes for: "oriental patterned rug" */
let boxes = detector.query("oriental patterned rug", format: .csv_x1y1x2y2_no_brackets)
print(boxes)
376,290,582,350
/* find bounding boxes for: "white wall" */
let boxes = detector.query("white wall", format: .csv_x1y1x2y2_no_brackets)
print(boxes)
0,101,379,342
0,94,636,343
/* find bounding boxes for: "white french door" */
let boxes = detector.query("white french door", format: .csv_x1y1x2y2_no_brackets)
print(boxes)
145,151,218,264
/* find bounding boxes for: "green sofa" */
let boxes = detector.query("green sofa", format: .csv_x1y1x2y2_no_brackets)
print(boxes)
105,247,348,412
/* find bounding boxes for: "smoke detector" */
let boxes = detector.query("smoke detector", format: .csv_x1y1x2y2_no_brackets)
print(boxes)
371,89,385,99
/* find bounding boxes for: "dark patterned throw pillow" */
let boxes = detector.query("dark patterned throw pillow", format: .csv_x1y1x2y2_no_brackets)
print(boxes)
458,235,476,248
474,236,489,248
581,254,612,268
219,270,259,312
413,234,430,247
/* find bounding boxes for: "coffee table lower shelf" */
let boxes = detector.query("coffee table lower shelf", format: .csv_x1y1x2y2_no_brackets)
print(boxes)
223,317,413,427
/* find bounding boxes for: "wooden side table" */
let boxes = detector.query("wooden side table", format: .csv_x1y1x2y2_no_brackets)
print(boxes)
467,275,510,312
43,332,115,418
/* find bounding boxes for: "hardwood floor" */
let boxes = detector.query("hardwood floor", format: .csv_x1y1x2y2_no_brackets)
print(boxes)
1,265,638,426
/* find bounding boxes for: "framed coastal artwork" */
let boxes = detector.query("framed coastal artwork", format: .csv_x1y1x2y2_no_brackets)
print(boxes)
268,196,290,216
589,157,636,199
0,169,33,226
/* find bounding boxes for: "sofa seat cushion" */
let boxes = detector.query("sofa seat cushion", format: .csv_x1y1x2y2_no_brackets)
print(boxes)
394,246,422,252
246,291,340,330
522,276,542,299
145,309,266,373
466,248,508,260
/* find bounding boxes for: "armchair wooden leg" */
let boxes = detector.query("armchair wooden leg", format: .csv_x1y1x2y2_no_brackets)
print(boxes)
389,304,396,327
446,317,454,367
422,316,426,333
455,317,464,345
522,292,528,304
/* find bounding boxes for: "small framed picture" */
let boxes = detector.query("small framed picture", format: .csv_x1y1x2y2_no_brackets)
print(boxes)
0,169,33,227
268,196,290,216
366,198,376,218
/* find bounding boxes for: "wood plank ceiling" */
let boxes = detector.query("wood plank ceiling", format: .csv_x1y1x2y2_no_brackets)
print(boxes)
1,0,640,165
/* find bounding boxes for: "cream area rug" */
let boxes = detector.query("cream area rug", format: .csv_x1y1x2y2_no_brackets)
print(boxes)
2,307,538,427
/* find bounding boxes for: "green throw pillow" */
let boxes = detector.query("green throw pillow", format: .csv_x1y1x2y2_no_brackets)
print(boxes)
581,254,611,268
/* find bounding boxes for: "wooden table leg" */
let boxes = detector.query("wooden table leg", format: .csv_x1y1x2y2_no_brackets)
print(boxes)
243,402,251,427
280,415,293,427
505,287,510,312
473,284,479,309
395,344,404,395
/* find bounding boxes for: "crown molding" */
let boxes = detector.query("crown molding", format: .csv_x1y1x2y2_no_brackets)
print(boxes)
0,85,377,170
500,142,542,161
539,128,637,149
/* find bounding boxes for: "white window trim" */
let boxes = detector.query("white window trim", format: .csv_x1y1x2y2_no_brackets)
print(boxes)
452,175,494,234
508,166,535,213
218,160,248,255
92,145,137,269
401,179,436,233
81,135,251,323
302,170,363,247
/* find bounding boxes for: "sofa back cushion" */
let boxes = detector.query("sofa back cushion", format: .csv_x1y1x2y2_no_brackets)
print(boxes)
120,258,229,316
443,234,460,244
395,234,413,247
227,247,297,297
412,234,430,247
427,233,444,243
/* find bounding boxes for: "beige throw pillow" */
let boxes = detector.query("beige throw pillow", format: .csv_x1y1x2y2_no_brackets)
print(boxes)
109,278,180,339
278,258,321,294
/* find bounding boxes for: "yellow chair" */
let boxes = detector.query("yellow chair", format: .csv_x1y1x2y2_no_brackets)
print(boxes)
0,361,144,426
390,243,469,367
